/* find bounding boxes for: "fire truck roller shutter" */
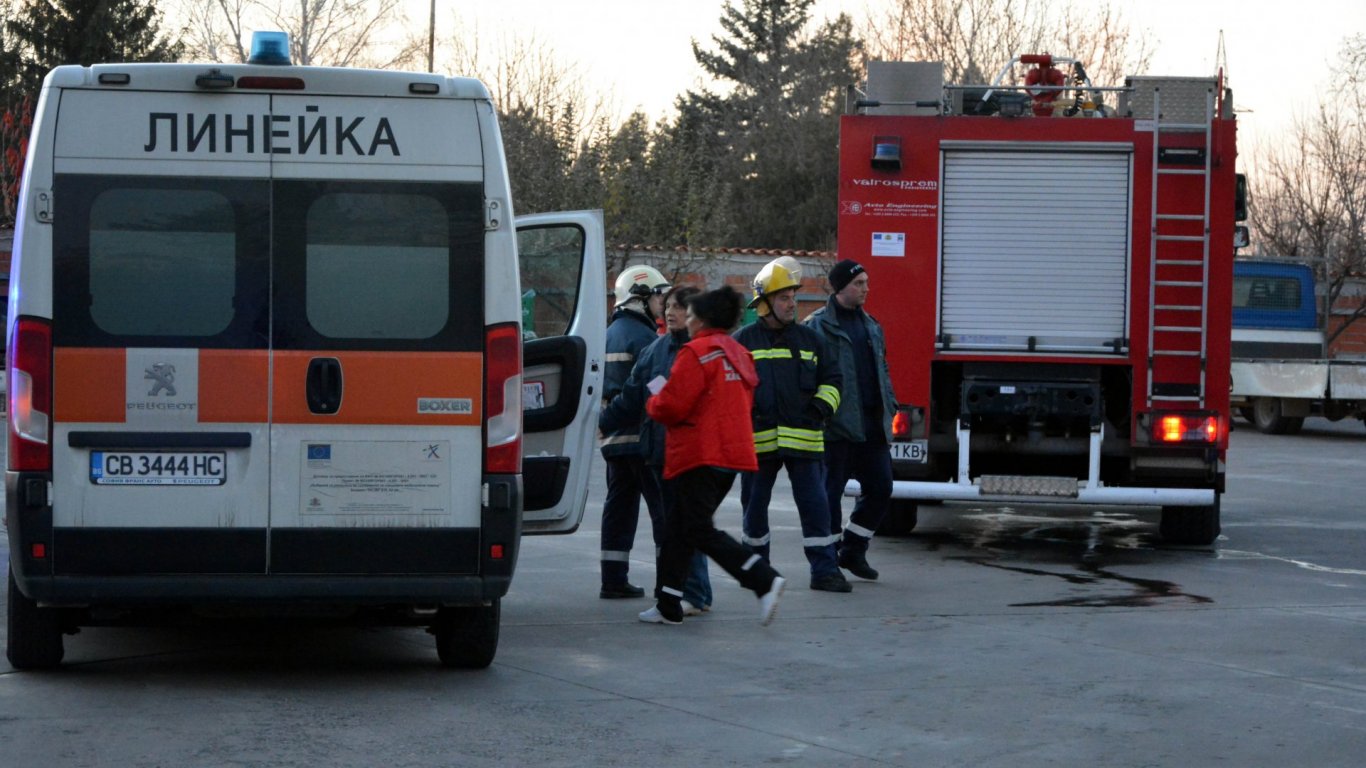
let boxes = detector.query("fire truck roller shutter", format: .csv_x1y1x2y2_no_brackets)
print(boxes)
939,149,1131,354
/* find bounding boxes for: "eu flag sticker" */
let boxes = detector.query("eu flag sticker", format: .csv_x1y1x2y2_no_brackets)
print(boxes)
307,444,332,461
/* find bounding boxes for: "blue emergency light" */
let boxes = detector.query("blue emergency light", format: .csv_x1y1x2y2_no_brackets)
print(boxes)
248,31,292,66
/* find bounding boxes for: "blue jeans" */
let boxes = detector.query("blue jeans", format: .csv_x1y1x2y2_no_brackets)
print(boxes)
824,438,893,553
741,455,840,577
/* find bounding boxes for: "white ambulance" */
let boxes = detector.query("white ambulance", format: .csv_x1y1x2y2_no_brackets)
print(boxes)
4,37,604,669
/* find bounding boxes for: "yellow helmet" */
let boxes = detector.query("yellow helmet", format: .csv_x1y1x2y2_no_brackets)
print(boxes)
750,256,802,316
613,264,670,305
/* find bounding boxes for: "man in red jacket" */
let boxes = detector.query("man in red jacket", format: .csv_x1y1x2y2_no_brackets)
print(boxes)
641,286,786,626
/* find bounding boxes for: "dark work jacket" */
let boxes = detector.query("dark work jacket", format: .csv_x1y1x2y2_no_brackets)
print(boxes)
732,320,842,458
599,304,660,458
598,330,687,467
805,296,898,443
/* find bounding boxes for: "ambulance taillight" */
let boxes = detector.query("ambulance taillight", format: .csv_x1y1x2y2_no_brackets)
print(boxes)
8,317,53,472
483,323,523,474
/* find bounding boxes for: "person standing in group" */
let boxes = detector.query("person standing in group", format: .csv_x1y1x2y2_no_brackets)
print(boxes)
599,284,714,615
733,257,851,593
640,286,785,625
805,259,898,581
598,265,671,599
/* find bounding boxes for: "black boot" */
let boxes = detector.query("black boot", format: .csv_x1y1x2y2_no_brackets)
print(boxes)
839,549,879,581
600,582,646,599
810,570,853,593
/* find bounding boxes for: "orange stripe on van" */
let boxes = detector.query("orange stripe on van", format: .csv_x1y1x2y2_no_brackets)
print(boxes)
54,348,126,423
199,349,269,423
273,351,483,425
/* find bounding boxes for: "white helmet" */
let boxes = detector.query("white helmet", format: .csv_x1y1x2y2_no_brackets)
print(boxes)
613,264,671,305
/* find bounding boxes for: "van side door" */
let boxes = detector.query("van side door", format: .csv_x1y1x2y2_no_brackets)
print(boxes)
516,211,605,534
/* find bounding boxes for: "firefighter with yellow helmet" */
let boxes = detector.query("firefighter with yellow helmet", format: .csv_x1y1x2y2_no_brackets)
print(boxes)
733,257,851,593
598,264,671,599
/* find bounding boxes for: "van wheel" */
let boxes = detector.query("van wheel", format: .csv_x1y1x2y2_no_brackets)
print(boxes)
7,571,65,670
1252,398,1304,435
433,600,500,669
876,500,919,536
1159,496,1221,546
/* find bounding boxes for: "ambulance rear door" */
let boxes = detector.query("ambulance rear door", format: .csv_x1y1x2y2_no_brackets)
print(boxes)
48,88,273,575
266,93,488,575
516,211,605,534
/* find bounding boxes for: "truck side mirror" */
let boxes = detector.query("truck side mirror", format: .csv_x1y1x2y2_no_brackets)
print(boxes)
1233,225,1250,249
1234,173,1248,222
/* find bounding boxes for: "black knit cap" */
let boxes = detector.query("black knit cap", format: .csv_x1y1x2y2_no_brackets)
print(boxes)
828,259,865,293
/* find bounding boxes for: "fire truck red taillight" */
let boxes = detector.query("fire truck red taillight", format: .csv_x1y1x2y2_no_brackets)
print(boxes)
8,317,53,472
892,410,911,439
1153,413,1219,444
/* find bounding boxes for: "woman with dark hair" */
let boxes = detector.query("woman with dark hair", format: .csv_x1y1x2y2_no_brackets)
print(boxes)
640,285,786,625
599,284,713,613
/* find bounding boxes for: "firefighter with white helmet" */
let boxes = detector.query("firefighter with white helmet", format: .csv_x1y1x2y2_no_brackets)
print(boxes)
733,257,851,593
597,264,671,598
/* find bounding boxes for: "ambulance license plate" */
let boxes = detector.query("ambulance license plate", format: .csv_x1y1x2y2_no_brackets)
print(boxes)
889,440,927,463
90,451,226,486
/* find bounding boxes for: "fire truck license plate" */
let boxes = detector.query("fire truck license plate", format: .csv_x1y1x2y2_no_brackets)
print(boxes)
889,440,927,463
90,452,226,486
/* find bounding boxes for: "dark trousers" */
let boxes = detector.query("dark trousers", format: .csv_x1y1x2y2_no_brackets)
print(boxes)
647,468,714,606
656,467,778,607
741,455,840,576
601,455,663,585
824,438,893,553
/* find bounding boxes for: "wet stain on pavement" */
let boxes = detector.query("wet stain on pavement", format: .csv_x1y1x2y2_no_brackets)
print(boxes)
913,505,1214,607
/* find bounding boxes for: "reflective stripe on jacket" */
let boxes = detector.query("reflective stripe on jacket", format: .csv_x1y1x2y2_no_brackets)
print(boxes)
733,320,842,457
599,304,660,458
598,330,685,466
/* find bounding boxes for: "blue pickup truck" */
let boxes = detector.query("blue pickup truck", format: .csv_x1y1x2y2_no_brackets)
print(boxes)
1231,260,1366,433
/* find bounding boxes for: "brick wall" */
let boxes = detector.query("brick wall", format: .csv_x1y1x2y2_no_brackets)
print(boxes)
606,247,839,322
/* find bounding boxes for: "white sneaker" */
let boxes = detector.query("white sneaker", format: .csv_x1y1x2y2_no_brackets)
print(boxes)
680,600,704,616
758,576,786,626
638,605,682,625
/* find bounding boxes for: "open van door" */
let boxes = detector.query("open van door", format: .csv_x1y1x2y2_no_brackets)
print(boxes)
516,210,606,534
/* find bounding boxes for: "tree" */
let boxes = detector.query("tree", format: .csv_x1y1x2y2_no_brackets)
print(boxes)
675,0,861,250
6,0,183,95
1249,35,1366,346
2,1,181,226
862,0,1152,88
177,0,420,68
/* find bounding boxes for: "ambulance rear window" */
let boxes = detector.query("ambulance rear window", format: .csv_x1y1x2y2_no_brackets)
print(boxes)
305,192,449,339
88,189,238,337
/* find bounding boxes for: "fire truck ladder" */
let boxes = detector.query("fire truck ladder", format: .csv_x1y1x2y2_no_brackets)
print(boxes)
1146,86,1215,409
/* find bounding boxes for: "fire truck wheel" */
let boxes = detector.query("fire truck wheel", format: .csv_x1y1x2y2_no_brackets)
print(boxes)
433,599,500,669
1159,496,1221,546
877,501,920,536
1251,398,1304,435
7,570,66,670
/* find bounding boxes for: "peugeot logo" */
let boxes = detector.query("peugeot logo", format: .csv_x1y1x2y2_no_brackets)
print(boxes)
145,363,177,396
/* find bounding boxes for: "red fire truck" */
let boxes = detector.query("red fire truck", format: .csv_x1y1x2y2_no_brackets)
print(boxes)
841,56,1239,546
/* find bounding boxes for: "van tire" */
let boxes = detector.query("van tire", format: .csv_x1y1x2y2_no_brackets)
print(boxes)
1159,496,1221,546
1251,398,1304,435
7,571,65,670
876,500,919,536
434,600,500,669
